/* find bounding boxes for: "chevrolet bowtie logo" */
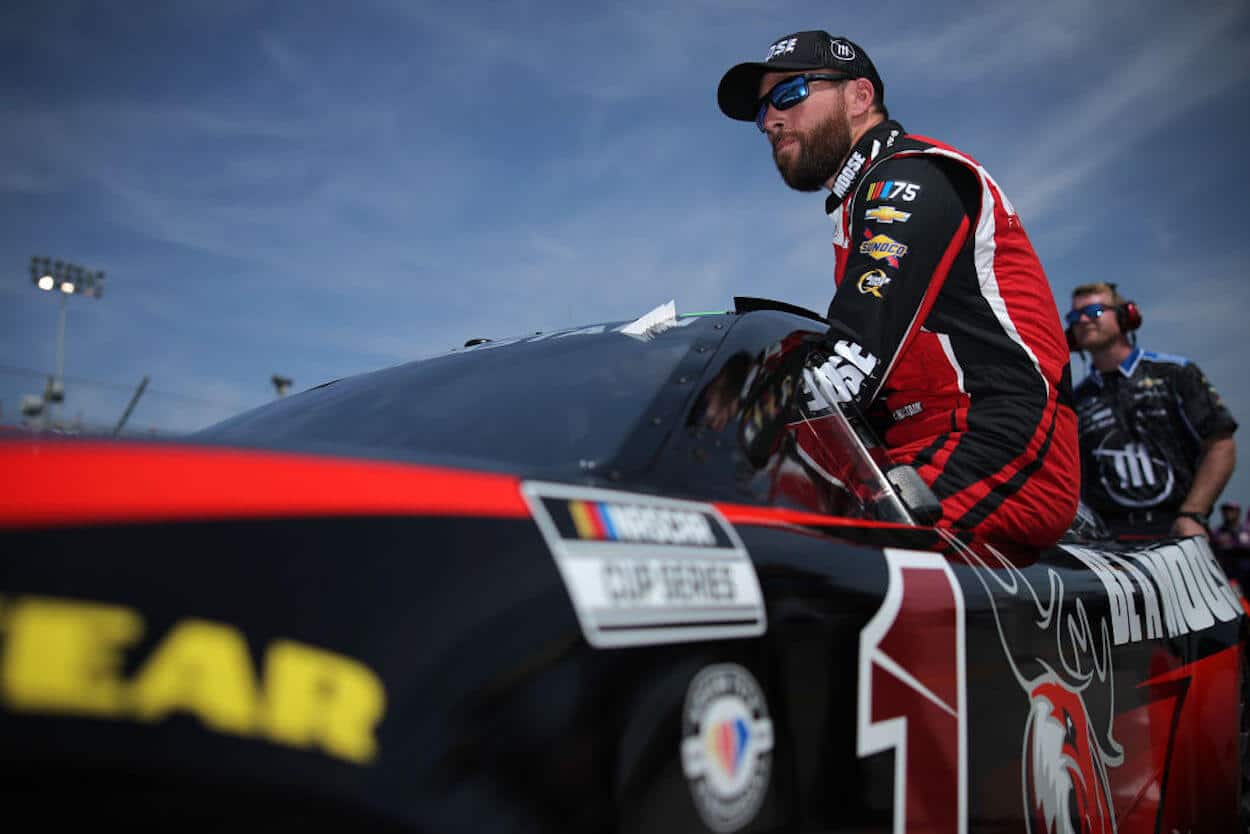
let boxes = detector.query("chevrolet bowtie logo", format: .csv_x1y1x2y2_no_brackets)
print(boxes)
864,205,911,224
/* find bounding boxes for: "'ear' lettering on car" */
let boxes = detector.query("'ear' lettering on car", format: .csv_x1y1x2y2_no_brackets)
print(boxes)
0,595,387,764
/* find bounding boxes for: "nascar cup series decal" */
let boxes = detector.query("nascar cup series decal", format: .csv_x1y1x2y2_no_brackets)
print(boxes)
522,482,765,648
681,663,774,833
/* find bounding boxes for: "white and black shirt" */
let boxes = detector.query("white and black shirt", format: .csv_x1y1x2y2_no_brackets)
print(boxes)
1074,347,1237,520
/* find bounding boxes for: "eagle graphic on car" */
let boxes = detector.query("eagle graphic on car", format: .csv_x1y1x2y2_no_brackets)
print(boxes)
943,534,1120,834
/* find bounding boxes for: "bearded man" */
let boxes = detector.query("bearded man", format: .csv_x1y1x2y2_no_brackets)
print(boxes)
717,31,1079,547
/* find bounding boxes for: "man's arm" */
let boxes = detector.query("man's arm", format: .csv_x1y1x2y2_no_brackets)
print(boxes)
1173,432,1237,538
1170,360,1238,537
809,156,972,408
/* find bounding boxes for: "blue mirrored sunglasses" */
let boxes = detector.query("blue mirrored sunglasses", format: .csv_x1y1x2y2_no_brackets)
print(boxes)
756,73,852,132
1065,303,1108,325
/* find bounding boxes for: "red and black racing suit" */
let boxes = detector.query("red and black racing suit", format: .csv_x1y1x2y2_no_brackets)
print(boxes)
820,120,1079,547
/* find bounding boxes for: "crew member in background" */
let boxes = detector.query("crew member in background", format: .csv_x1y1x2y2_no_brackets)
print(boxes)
1214,502,1249,552
716,30,1079,547
1068,282,1237,539
1213,502,1250,592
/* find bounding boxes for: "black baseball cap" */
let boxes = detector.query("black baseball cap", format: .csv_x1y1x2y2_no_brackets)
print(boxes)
717,31,884,122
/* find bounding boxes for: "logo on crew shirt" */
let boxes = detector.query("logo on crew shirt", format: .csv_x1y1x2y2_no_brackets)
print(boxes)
859,228,908,268
1091,430,1175,508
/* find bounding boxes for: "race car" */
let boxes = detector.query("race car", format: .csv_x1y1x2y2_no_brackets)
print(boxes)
1,297,1245,833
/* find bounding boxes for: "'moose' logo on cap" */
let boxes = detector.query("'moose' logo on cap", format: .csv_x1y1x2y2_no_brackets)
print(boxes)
765,37,797,61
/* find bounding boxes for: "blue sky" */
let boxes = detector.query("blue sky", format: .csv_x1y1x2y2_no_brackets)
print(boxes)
3,0,1249,505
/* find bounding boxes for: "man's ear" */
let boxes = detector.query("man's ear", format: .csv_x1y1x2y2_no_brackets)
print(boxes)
848,78,875,117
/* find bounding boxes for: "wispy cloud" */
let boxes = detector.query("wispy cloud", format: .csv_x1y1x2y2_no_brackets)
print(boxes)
380,2,721,102
1001,3,1249,222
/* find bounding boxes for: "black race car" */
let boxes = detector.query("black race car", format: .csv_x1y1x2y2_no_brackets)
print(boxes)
1,298,1245,833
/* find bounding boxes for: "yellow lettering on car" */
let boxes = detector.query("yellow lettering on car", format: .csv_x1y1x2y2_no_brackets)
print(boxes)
0,595,386,765
261,640,387,764
129,619,260,735
2,596,142,716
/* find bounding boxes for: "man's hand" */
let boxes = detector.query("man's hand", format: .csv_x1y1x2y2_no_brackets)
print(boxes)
801,340,880,413
802,360,854,412
1172,514,1209,540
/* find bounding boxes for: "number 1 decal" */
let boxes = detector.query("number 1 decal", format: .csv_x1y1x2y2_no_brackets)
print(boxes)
857,549,967,834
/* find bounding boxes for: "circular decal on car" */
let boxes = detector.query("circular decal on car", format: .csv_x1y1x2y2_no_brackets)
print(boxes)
680,663,774,832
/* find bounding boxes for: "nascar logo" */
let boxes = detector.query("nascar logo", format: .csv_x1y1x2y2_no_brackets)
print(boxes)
859,229,908,268
866,180,920,201
568,500,717,546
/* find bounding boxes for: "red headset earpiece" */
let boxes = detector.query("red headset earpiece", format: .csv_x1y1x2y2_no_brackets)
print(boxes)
1106,282,1142,334
1117,300,1142,332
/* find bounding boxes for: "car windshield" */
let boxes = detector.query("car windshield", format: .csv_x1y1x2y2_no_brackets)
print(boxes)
193,315,715,473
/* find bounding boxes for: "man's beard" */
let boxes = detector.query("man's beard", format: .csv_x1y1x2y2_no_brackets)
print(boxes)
772,111,852,192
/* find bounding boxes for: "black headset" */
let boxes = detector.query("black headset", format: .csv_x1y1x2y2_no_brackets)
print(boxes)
1066,282,1142,351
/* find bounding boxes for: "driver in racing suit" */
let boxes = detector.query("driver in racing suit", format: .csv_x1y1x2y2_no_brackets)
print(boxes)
718,30,1079,547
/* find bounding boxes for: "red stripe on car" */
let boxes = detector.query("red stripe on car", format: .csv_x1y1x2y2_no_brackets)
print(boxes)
716,502,916,532
0,440,528,528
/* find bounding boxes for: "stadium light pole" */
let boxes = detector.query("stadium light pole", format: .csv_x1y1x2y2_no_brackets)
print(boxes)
29,256,105,425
